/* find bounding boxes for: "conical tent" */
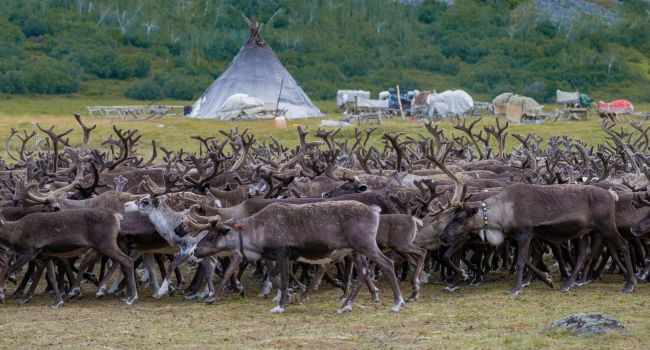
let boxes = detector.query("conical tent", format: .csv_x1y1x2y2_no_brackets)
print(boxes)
189,17,322,120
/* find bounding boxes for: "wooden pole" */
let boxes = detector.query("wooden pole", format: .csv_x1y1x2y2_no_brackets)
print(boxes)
275,79,285,118
396,85,405,119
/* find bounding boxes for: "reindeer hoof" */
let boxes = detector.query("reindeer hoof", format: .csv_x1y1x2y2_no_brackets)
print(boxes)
67,288,82,300
407,293,419,302
337,304,353,313
298,296,309,305
444,286,459,293
51,301,64,309
183,293,199,301
270,306,285,314
123,295,138,305
390,299,405,313
18,297,32,305
559,286,571,293
622,285,635,293
8,275,16,284
460,271,469,281
506,289,522,296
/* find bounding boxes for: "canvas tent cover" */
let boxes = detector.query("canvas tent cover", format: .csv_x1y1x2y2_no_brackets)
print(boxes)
556,90,580,104
356,98,389,109
189,29,322,120
426,90,474,116
337,90,370,107
492,93,542,123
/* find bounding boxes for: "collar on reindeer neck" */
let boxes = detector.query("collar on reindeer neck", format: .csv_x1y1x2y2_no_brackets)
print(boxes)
481,202,489,240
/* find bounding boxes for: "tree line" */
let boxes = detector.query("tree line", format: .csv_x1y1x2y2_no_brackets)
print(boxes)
0,0,648,103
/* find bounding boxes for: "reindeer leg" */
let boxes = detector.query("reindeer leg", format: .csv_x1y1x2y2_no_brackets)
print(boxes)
12,261,36,298
338,254,369,313
206,254,241,303
366,246,404,313
67,251,99,300
184,267,205,300
154,253,187,299
338,256,354,301
403,246,426,301
364,269,379,303
298,263,330,305
142,254,160,295
599,227,636,293
548,241,570,280
45,260,64,308
508,232,532,296
560,237,591,292
19,262,45,305
270,254,290,313
97,246,137,305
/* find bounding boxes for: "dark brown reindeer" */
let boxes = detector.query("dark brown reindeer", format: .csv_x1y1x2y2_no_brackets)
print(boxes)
0,209,136,307
191,201,405,313
436,177,636,295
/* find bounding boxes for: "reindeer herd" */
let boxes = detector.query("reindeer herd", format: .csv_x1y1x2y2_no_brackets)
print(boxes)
1,114,650,314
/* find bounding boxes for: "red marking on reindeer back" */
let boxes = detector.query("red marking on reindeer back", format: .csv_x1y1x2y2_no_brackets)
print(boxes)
234,224,244,230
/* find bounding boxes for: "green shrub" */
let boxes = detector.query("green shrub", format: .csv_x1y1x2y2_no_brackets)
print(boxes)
124,79,163,100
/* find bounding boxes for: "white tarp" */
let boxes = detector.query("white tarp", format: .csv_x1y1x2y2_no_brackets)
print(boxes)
426,89,474,116
218,93,266,121
336,90,371,107
356,98,389,109
556,90,580,104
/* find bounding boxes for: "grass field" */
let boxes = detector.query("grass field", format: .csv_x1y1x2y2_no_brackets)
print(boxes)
0,269,648,349
0,94,648,153
1,95,650,349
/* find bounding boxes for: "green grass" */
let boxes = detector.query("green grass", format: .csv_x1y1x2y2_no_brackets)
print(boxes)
0,269,648,349
0,95,648,155
1,96,650,349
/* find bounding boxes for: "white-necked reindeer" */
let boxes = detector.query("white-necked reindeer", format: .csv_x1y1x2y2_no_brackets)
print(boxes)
124,194,209,298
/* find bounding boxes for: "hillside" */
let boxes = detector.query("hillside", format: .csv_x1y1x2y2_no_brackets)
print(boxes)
0,0,648,104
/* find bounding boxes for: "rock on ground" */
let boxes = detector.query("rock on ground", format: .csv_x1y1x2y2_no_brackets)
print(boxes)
542,312,627,335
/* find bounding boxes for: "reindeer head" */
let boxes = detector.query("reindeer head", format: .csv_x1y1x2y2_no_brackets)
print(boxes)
124,195,162,214
321,176,367,198
192,223,235,261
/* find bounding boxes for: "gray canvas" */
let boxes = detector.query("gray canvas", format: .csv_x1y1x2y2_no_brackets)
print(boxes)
189,43,322,119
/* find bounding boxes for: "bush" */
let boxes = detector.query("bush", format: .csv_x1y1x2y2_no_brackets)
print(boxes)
163,75,208,100
124,79,163,100
0,56,82,94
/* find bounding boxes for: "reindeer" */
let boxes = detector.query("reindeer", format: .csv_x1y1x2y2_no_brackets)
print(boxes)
123,194,210,298
0,209,136,307
191,201,405,313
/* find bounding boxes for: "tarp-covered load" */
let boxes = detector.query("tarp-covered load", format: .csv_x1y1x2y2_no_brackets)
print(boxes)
411,90,474,117
597,100,634,115
218,93,267,121
492,93,542,123
427,90,474,116
356,98,389,109
189,17,322,120
556,90,580,104
336,90,370,107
